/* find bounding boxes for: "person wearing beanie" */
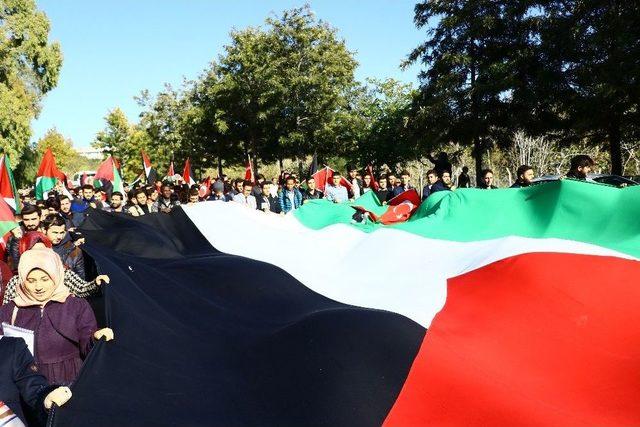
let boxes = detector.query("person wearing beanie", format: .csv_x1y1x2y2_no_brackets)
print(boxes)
208,181,227,202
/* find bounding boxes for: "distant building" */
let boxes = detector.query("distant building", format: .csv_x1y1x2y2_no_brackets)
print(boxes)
76,146,105,160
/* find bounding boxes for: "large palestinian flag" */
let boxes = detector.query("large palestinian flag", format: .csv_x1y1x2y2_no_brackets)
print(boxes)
52,180,640,426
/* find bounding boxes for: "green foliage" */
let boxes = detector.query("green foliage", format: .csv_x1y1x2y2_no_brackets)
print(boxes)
93,108,153,180
540,0,640,174
12,143,38,188
347,79,416,169
36,128,76,170
407,0,542,182
0,0,62,167
407,0,640,177
203,5,358,170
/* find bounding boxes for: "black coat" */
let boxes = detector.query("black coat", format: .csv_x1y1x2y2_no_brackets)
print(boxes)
421,185,432,201
429,180,452,194
267,195,281,214
302,189,324,201
510,181,530,188
374,189,391,203
0,337,55,426
52,235,86,280
6,227,22,273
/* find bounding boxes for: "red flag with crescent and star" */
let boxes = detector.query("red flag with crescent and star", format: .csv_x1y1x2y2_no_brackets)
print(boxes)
378,189,421,224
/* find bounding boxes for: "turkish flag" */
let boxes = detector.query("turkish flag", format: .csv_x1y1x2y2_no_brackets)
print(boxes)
198,177,211,198
378,189,421,224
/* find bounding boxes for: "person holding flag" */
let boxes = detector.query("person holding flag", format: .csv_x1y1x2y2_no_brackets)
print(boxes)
324,171,349,203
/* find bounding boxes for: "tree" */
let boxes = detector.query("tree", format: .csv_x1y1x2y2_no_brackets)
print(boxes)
407,1,549,183
347,79,416,168
209,5,358,172
541,0,640,175
0,0,63,166
137,83,214,176
93,108,151,180
266,6,358,162
36,128,76,170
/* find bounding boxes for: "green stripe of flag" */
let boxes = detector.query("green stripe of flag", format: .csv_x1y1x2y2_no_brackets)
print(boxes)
294,180,640,259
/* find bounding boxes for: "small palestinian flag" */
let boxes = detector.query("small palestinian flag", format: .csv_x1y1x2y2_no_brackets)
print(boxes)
0,196,19,260
94,156,124,197
141,150,157,185
35,149,67,200
52,180,640,426
0,154,20,213
182,158,196,187
166,161,175,179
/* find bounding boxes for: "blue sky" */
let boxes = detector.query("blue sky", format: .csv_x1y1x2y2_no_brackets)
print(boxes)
32,1,425,148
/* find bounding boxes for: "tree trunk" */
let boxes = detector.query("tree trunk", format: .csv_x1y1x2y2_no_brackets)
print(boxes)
217,156,223,178
279,158,284,172
473,137,483,186
609,120,623,176
252,155,260,178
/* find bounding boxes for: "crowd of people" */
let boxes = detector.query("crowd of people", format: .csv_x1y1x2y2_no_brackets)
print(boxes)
0,153,596,425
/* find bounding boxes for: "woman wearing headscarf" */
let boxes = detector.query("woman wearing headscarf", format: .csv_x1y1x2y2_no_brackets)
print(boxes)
0,248,114,384
2,232,109,305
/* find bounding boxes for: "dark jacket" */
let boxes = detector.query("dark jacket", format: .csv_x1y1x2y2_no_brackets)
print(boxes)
421,184,433,201
224,190,237,202
59,211,75,229
347,178,363,199
53,234,86,280
0,337,56,426
302,189,324,201
256,194,272,212
391,184,413,198
374,189,391,203
267,195,281,214
6,226,23,273
429,180,452,195
478,184,498,190
251,185,265,200
566,171,586,180
458,172,471,188
71,197,98,213
510,181,530,188
207,193,227,202
157,197,181,211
